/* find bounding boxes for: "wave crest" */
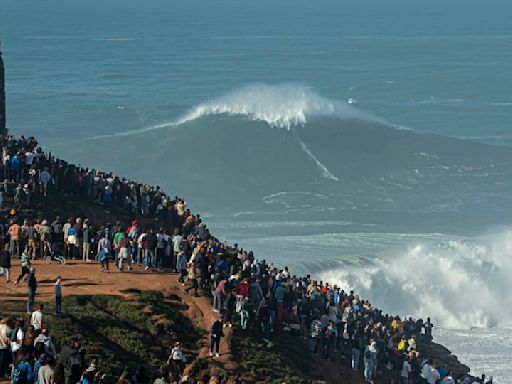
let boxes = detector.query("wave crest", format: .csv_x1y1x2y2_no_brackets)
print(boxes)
178,83,373,130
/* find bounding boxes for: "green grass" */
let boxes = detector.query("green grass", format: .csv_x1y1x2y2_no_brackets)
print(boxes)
0,291,202,381
231,327,310,384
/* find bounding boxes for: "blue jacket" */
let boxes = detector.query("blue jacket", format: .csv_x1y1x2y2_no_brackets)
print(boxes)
15,362,34,384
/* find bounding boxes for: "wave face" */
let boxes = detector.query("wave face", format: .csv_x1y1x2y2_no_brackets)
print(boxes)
318,231,512,329
68,85,512,230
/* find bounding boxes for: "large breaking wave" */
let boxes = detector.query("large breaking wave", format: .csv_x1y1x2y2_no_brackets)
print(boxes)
90,83,381,139
91,84,386,181
318,230,512,329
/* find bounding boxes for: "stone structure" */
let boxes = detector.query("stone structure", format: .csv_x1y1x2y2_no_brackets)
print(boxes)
0,41,5,133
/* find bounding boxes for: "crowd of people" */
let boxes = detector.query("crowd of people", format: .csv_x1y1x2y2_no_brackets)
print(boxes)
0,131,488,384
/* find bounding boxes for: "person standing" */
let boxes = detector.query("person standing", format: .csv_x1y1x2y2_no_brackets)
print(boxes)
401,356,412,384
0,317,10,379
25,221,37,260
82,220,90,262
55,276,62,315
176,250,187,285
171,230,183,271
39,168,52,197
0,248,10,283
57,337,85,384
213,277,226,313
113,227,124,267
155,228,168,270
117,234,131,271
38,355,55,384
30,303,44,333
363,342,375,383
8,219,21,257
27,267,37,313
209,319,223,358
38,220,51,260
144,229,157,270
351,332,364,372
97,235,112,273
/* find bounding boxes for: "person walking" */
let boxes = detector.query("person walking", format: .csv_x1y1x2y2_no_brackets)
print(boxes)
209,319,224,358
14,250,30,286
27,267,37,313
167,342,186,379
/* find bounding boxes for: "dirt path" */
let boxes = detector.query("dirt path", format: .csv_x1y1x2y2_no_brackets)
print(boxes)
0,259,237,376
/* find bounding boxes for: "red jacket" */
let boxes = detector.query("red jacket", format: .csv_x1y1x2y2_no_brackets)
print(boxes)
237,281,250,298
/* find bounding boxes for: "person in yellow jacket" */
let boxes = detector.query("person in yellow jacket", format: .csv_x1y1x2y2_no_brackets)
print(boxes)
398,336,408,352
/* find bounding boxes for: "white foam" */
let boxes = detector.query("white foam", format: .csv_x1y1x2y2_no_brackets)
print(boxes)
318,230,512,330
292,132,340,181
178,83,375,130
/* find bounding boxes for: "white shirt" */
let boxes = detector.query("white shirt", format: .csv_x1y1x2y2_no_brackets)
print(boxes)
137,233,146,248
170,347,184,361
31,310,43,330
0,324,11,349
172,235,183,252
11,328,24,352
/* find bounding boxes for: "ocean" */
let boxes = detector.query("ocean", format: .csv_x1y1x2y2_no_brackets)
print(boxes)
2,0,512,381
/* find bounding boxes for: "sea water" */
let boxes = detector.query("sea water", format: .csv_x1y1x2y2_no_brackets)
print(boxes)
2,0,512,380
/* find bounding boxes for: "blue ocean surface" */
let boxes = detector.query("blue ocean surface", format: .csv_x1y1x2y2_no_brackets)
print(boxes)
2,0,512,381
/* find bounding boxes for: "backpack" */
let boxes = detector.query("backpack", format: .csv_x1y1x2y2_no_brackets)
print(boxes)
12,364,28,384
34,340,46,356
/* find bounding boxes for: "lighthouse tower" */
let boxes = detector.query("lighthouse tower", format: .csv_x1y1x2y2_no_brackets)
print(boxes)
0,41,5,133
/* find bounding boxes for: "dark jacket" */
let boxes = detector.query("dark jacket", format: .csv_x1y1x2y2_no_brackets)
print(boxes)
145,233,157,249
211,320,223,338
0,250,10,268
27,273,37,290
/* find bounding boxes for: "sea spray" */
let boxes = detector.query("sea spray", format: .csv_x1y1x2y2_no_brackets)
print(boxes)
318,230,512,330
